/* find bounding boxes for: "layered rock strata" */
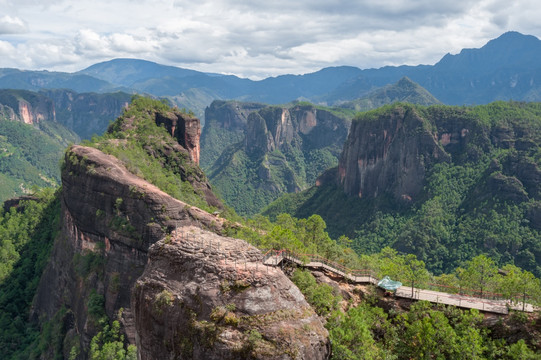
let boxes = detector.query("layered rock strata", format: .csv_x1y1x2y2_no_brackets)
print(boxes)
33,145,225,350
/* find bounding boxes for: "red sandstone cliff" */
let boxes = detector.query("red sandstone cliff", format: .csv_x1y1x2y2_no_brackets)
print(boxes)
31,99,330,359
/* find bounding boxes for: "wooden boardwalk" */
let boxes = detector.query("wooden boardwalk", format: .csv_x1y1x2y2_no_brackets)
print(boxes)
263,251,535,315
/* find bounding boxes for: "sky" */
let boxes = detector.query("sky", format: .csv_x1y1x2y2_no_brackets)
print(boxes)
0,0,540,79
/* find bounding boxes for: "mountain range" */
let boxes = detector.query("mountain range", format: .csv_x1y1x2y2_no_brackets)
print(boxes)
1,32,541,120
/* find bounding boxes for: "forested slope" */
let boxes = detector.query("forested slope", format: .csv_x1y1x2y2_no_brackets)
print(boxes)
264,102,541,276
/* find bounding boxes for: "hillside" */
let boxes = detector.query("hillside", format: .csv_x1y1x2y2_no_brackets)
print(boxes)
0,98,540,359
0,90,78,202
264,101,541,277
41,89,131,139
338,77,441,111
204,102,352,215
0,89,132,202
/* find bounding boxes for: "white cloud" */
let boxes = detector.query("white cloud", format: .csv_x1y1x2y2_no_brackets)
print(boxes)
0,15,27,34
0,0,540,77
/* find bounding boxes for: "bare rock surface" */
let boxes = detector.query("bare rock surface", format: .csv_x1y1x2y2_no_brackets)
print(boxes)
33,145,225,352
133,225,330,360
338,106,449,202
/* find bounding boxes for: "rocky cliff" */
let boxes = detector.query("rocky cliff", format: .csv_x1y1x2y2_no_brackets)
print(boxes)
0,89,55,125
206,102,352,215
336,105,449,201
155,110,201,166
42,89,131,139
0,89,80,202
32,145,225,352
245,105,350,156
133,226,329,359
334,103,541,204
264,102,541,275
32,98,329,359
201,100,267,170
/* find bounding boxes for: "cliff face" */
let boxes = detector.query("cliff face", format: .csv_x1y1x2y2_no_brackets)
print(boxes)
337,106,449,201
200,100,267,169
245,105,350,156
155,110,201,165
133,226,329,359
207,102,351,215
0,89,55,125
334,103,541,204
33,145,225,349
33,144,329,359
42,89,131,139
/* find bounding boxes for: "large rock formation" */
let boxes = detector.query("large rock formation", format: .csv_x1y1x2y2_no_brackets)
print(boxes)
245,105,350,156
133,226,330,359
201,100,267,169
336,105,449,201
333,103,541,204
206,102,351,215
0,89,55,125
33,145,225,351
155,110,201,165
32,98,330,359
42,89,131,139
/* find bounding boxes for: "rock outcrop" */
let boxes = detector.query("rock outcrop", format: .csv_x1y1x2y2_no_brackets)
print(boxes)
206,102,351,215
155,110,201,165
337,105,449,201
32,99,331,359
245,105,348,156
33,145,226,351
0,89,55,125
133,226,330,359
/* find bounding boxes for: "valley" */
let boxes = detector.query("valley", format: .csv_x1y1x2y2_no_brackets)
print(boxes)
0,31,541,359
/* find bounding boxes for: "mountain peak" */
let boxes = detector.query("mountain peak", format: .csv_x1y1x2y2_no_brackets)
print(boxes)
483,31,540,49
434,31,541,73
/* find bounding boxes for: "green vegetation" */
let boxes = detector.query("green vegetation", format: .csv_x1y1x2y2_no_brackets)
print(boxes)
262,214,541,358
3,98,541,358
0,188,61,359
0,119,77,202
82,95,218,212
88,320,137,360
264,101,541,278
205,101,351,215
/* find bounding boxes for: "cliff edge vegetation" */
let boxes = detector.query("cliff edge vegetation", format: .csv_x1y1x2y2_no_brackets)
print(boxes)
264,101,541,277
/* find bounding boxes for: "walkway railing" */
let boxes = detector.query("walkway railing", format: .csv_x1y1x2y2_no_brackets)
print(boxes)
262,249,535,314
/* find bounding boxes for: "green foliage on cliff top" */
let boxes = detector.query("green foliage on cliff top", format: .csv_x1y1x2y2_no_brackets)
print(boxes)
264,101,541,277
83,95,217,212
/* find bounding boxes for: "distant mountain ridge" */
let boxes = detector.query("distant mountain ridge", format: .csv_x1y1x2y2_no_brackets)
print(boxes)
1,32,541,117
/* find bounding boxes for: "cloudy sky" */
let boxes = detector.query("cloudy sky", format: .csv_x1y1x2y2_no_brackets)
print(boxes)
0,0,540,79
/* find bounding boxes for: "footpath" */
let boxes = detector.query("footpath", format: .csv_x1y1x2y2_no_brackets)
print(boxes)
263,250,535,315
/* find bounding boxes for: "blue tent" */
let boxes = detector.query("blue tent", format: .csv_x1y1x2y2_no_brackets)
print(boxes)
377,276,402,291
